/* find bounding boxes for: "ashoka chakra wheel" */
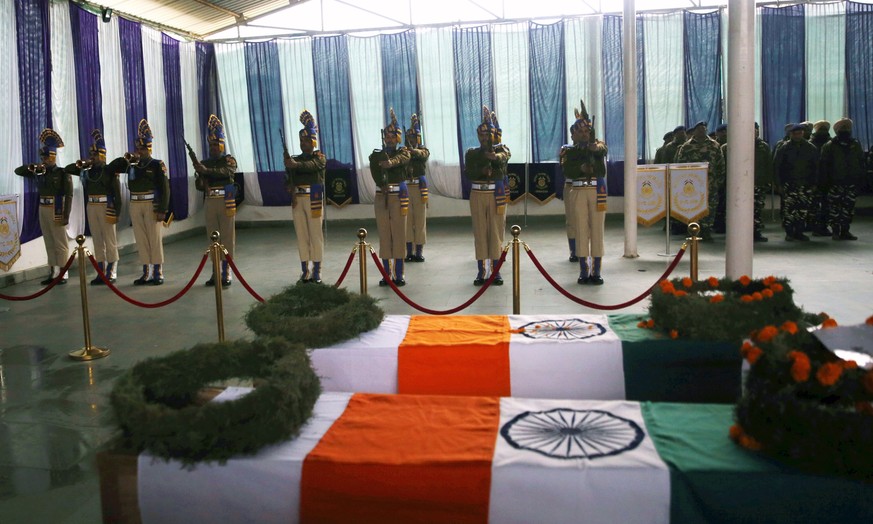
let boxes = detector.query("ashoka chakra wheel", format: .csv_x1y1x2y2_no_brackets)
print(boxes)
515,318,607,340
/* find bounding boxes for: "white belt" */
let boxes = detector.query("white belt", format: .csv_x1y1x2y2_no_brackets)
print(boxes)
39,197,55,205
376,184,400,193
88,196,108,203
131,193,155,201
406,179,419,185
571,179,597,187
471,182,496,191
295,186,311,194
207,188,226,197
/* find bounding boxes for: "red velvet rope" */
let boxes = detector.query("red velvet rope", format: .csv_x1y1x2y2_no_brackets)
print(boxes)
89,253,209,308
369,248,508,315
0,253,77,301
332,247,358,288
525,245,686,310
224,253,265,303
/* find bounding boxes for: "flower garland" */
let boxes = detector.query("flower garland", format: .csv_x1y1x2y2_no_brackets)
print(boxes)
732,315,873,480
643,275,824,344
245,283,384,348
111,337,321,465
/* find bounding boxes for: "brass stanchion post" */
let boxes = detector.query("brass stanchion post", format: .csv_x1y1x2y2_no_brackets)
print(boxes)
357,228,368,296
69,235,110,361
687,222,701,283
511,225,521,315
210,231,225,342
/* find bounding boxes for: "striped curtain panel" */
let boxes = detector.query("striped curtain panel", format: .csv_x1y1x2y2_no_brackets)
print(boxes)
761,5,805,146
348,34,384,204
492,22,531,166
529,21,565,163
642,12,684,161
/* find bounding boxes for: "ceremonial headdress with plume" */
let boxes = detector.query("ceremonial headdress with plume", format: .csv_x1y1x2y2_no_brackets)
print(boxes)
135,119,153,150
89,129,106,159
477,105,493,137
299,110,318,146
405,113,421,141
490,110,502,143
384,108,402,138
207,114,225,145
39,128,64,158
571,100,593,133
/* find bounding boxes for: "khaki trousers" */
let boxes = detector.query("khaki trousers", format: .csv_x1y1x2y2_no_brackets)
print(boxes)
570,187,605,257
292,194,324,262
205,197,235,258
129,200,164,264
86,203,118,263
38,204,69,267
374,192,406,259
405,183,427,245
470,189,503,260
563,181,576,240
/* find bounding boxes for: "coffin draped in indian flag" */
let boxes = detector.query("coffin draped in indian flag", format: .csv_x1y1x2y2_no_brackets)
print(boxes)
138,389,670,524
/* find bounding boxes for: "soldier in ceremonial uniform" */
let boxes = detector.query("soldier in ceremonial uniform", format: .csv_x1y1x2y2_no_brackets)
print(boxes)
14,129,72,285
820,118,865,241
676,121,724,241
190,115,237,287
560,101,608,285
369,108,410,286
111,119,170,285
66,130,121,284
773,123,819,242
284,110,326,283
490,111,511,254
464,106,507,286
809,120,832,237
404,113,430,263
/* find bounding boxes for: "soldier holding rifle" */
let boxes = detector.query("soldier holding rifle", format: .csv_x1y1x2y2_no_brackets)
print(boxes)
283,110,327,283
187,115,237,287
404,113,430,263
14,129,72,285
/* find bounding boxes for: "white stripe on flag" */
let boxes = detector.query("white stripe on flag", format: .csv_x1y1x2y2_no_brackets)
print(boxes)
489,397,670,524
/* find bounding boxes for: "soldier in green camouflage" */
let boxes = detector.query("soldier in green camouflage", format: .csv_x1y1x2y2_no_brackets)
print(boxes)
820,118,865,240
676,121,724,240
718,123,772,242
774,123,819,242
654,132,674,164
808,120,832,237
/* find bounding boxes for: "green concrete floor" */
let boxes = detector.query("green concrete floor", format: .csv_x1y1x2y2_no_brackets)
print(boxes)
1,207,871,523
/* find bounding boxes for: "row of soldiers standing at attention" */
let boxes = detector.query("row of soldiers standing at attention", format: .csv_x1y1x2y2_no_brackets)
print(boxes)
653,117,868,242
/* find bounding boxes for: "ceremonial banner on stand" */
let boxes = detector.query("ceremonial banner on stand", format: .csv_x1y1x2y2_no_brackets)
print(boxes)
668,163,709,224
636,165,667,226
326,168,353,208
505,163,526,203
0,197,21,272
527,162,558,204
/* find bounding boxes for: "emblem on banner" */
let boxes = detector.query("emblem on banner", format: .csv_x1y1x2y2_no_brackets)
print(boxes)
528,166,556,204
327,171,352,208
636,165,666,226
669,163,709,224
0,199,21,272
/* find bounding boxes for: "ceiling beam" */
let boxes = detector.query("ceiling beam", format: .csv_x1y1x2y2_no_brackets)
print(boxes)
190,0,243,19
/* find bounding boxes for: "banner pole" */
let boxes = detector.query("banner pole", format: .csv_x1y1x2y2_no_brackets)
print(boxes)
658,166,673,257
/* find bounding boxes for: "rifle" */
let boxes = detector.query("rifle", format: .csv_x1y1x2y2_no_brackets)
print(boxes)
279,127,291,159
183,135,204,191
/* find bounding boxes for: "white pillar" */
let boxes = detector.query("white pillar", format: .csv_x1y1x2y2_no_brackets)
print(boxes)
725,0,756,278
622,0,639,258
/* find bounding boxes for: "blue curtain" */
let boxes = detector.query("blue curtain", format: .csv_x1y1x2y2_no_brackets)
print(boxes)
313,36,354,169
119,18,147,153
529,21,565,163
846,1,873,151
69,4,102,160
683,11,723,133
601,15,646,196
15,0,52,243
761,6,805,148
453,25,493,198
162,34,188,220
244,41,288,206
381,30,419,130
196,42,220,155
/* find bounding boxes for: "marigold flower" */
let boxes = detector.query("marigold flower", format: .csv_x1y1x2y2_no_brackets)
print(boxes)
746,347,763,365
761,289,774,298
752,292,763,301
788,351,811,382
863,370,873,394
709,294,724,304
670,329,679,339
729,424,743,441
708,276,720,288
739,275,751,286
646,319,655,328
754,325,779,343
822,318,838,329
659,280,675,294
842,360,858,370
740,295,754,303
816,362,844,387
780,321,798,335
637,321,646,328
866,315,873,326
740,341,754,355
770,283,784,292
763,276,776,286
682,277,693,288
739,433,762,451
673,290,688,297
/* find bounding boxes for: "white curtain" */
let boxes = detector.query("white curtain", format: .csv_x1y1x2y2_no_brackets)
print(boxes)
141,27,170,181
50,0,84,239
415,26,462,198
98,15,131,229
347,35,384,204
215,43,257,173
0,0,23,202
642,12,684,160
179,40,204,217
721,8,729,125
754,10,762,129
805,2,846,123
278,37,318,157
564,16,604,141
492,22,531,164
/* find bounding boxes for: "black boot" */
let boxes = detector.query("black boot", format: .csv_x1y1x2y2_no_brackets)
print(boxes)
473,260,486,286
393,259,406,286
589,257,604,285
405,242,414,262
134,264,151,285
840,226,858,241
492,259,503,285
379,259,390,286
577,258,590,285
568,239,578,262
152,264,164,285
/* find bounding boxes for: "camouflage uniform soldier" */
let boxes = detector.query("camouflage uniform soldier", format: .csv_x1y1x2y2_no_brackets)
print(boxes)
654,132,674,164
14,129,72,285
676,121,724,240
713,124,728,233
561,101,608,285
773,123,819,242
66,130,121,284
773,123,793,158
820,118,865,241
660,125,688,235
285,110,327,283
808,120,832,237
191,114,237,287
404,114,430,263
753,123,773,242
369,108,411,286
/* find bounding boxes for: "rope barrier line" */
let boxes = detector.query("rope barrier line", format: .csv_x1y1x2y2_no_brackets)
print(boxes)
368,247,509,315
0,253,76,301
525,244,687,310
224,253,265,303
88,253,210,308
332,246,358,288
